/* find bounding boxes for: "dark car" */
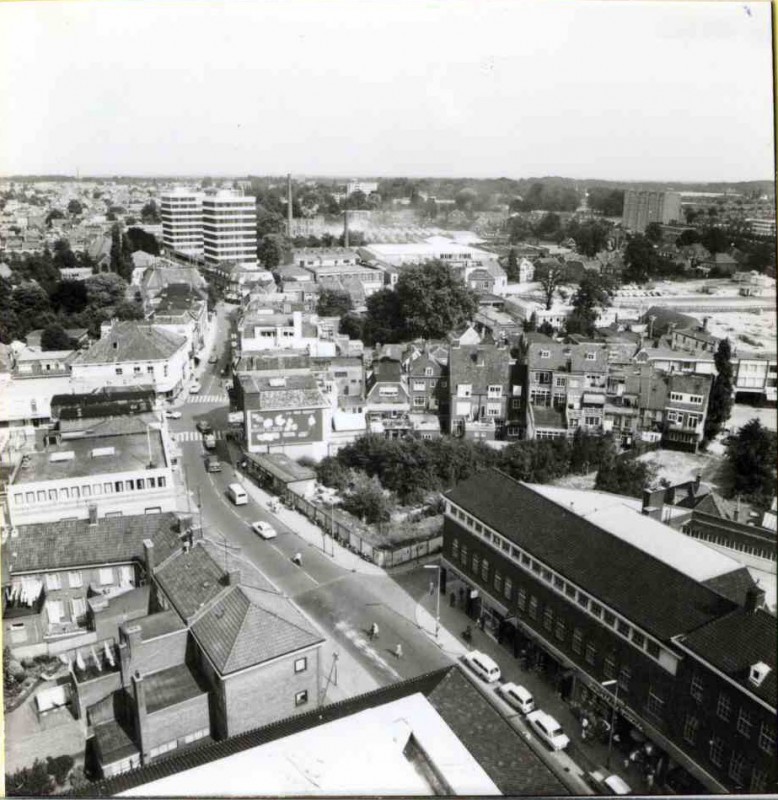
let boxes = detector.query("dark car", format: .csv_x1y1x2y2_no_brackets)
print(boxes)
196,420,212,434
205,455,222,473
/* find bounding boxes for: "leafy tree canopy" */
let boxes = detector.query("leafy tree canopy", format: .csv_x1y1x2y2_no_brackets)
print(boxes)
41,324,74,351
316,288,353,318
725,419,777,509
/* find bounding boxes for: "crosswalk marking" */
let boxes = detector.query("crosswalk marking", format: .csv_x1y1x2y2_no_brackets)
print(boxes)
187,394,229,404
172,430,228,443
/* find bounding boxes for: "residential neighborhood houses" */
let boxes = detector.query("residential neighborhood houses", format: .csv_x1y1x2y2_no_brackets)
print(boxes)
1,170,775,799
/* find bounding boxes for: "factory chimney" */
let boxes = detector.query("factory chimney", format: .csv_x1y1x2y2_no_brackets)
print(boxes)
287,173,293,237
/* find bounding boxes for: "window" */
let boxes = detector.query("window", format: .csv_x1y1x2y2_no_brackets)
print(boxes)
99,568,114,585
647,687,665,719
585,642,596,665
487,385,502,398
295,690,309,707
46,600,64,624
115,481,124,493
136,478,145,490
133,366,142,375
666,410,681,424
471,553,480,574
543,607,554,631
26,491,35,504
528,596,539,620
460,543,468,565
147,365,154,374
585,352,596,361
565,583,576,598
683,715,699,745
82,485,91,498
148,477,156,488
716,693,732,721
709,737,725,767
451,539,459,560
71,597,87,620
751,768,769,793
571,628,583,654
480,558,489,582
530,560,541,574
689,394,703,405
736,708,753,738
494,571,503,594
603,610,616,626
48,489,57,501
540,350,550,359
517,588,527,611
646,641,660,659
670,392,683,402
617,620,630,637
413,381,426,391
618,666,631,692
577,593,589,610
45,572,62,591
119,566,133,586
294,657,308,674
424,367,434,377
68,572,82,589
104,482,113,494
457,384,472,398
158,476,166,488
554,619,566,641
631,631,645,648
149,740,178,758
690,673,704,702
115,367,123,376
521,553,531,566
728,751,746,784
759,722,775,754
555,376,566,387
183,729,209,745
604,654,616,680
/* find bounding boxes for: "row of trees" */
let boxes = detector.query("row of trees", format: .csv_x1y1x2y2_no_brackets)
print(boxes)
317,430,617,510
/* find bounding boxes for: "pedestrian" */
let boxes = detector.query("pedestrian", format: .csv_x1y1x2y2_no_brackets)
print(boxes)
369,623,379,640
292,552,302,566
581,717,589,741
646,771,654,791
394,643,403,659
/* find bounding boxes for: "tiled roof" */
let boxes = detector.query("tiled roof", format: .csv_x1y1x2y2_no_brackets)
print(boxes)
678,607,776,707
76,322,186,364
192,585,323,674
427,668,567,796
701,567,758,607
154,544,229,621
668,372,712,400
449,343,510,391
446,470,738,640
144,663,209,715
93,720,139,765
6,513,183,575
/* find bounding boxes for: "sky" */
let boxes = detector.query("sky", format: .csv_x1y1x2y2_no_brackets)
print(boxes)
0,0,774,181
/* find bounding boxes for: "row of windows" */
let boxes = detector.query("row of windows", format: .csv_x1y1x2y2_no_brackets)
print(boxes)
681,527,776,561
115,364,168,377
448,515,666,665
13,476,166,506
699,732,772,790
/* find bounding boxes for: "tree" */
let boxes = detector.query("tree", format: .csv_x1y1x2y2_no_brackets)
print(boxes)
566,273,613,337
725,419,777,508
506,216,532,244
362,289,405,345
341,474,392,523
505,248,520,282
52,239,78,270
536,263,567,310
536,212,562,238
85,273,128,307
340,312,365,341
67,199,83,216
644,222,663,244
258,233,291,269
51,279,89,313
704,338,734,442
45,209,64,227
114,300,145,321
41,324,73,350
140,200,160,223
587,188,624,217
109,223,133,281
6,759,54,796
126,226,160,256
395,261,478,340
537,320,555,336
676,229,701,247
595,452,656,498
316,288,353,318
623,235,660,283
255,206,286,238
700,226,730,255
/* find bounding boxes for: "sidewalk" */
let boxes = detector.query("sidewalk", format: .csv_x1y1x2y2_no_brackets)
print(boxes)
408,571,652,795
231,465,383,577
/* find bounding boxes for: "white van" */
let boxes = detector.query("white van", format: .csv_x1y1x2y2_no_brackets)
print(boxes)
463,650,501,683
498,682,535,714
227,483,247,505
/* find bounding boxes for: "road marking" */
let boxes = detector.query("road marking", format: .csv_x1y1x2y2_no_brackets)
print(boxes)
172,430,228,443
268,543,320,585
334,620,402,680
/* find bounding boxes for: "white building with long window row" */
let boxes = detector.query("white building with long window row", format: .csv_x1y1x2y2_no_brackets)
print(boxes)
202,190,257,268
161,189,204,256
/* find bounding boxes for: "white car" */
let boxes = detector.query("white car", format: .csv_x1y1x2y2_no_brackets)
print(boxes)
497,682,535,714
189,381,201,394
165,411,182,419
251,520,277,539
462,650,501,683
526,710,570,751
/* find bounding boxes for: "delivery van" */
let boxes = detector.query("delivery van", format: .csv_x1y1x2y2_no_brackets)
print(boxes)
227,483,247,505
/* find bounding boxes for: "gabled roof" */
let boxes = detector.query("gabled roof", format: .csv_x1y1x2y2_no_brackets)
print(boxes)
154,543,229,621
75,322,186,365
5,513,185,576
449,343,510,390
677,607,776,707
446,470,739,641
192,585,323,675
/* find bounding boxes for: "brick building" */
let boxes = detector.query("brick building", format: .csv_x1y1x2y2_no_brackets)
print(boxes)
440,469,776,794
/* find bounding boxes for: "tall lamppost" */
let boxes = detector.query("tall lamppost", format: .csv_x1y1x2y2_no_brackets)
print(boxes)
602,678,620,768
424,563,442,639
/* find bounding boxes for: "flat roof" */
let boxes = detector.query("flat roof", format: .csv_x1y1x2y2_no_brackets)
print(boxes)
245,452,316,484
133,610,186,642
144,663,208,715
14,429,166,484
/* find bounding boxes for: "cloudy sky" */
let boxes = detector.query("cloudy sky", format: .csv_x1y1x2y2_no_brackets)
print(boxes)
0,0,774,181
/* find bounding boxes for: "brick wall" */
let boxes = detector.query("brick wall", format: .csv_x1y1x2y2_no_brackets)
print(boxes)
142,693,210,754
126,628,188,677
195,647,228,739
73,670,122,720
222,646,321,738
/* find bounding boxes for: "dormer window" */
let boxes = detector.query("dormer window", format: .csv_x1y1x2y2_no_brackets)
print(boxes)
540,350,550,359
749,661,771,688
585,352,596,361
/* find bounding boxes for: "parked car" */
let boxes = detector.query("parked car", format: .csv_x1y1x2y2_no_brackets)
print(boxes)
497,682,534,714
196,420,212,434
462,650,501,683
165,411,182,419
189,381,201,394
526,710,570,751
205,456,222,473
203,433,216,450
251,520,277,539
585,769,632,795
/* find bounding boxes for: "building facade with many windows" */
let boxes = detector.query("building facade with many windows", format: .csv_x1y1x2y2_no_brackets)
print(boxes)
160,189,204,256
440,469,776,794
202,190,257,267
622,190,682,232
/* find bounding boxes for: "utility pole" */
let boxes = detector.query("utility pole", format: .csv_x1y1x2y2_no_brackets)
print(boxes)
424,563,442,639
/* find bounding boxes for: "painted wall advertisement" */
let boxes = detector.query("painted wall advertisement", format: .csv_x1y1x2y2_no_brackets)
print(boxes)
249,408,323,446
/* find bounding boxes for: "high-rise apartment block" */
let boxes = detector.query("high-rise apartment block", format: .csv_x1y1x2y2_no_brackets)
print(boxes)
202,190,257,267
160,189,204,255
622,190,682,232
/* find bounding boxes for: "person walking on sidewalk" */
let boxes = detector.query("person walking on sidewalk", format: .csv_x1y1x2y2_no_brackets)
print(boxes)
394,643,403,659
292,552,302,566
369,623,379,641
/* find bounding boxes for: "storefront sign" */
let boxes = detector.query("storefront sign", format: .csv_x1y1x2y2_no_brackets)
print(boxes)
249,408,322,445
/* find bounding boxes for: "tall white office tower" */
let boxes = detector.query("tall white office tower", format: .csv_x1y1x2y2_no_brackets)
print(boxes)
202,190,257,267
160,188,204,255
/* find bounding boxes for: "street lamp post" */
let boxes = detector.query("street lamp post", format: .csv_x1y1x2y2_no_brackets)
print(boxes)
424,563,442,639
602,678,620,769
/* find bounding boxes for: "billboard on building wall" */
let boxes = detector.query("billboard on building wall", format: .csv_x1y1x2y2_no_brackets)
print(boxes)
248,408,323,446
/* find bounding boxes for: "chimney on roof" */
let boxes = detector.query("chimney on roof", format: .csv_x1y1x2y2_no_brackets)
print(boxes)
744,585,765,613
475,349,485,367
132,671,148,756
226,568,241,587
702,316,710,331
142,538,154,575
